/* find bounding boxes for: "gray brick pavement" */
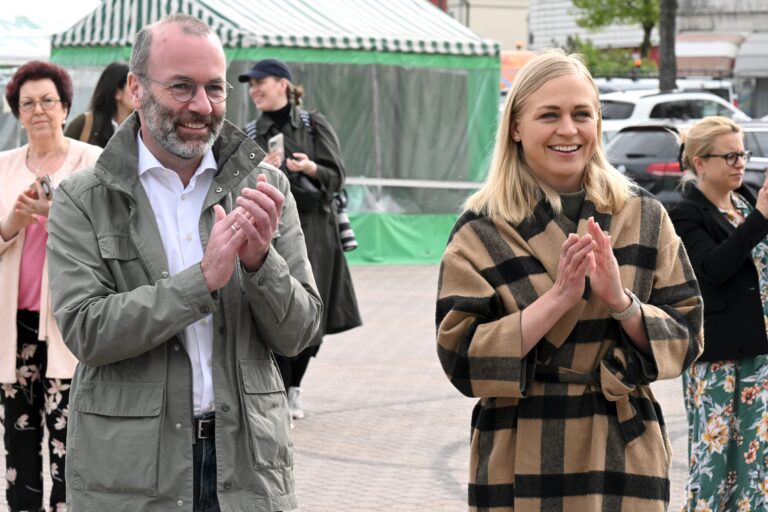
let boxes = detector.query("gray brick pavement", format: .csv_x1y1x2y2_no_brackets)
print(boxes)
0,265,689,511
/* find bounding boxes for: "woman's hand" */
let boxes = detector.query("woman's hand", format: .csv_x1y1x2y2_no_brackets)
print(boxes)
551,233,596,307
286,152,318,177
756,170,768,218
262,151,283,168
0,185,47,240
520,233,595,356
20,181,52,217
586,217,629,312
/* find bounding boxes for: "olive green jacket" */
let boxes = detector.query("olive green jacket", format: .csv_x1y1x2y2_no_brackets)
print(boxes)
47,113,322,511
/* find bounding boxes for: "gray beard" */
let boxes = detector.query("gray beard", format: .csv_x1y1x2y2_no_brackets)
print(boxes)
141,91,223,160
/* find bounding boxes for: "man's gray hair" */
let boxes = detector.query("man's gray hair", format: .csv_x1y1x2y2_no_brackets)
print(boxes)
130,14,215,78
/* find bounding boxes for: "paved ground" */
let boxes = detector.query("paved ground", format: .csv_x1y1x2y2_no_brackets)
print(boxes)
0,265,689,511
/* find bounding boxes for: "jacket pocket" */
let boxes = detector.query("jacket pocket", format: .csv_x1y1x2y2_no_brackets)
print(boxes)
97,233,137,260
70,381,164,495
97,233,146,291
239,360,293,469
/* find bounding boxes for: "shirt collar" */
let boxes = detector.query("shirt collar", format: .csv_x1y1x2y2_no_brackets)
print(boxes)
136,130,217,178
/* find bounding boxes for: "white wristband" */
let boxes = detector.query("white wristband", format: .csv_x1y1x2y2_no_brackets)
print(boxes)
608,288,641,321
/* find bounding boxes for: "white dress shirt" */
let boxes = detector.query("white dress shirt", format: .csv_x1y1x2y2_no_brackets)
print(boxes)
137,132,217,416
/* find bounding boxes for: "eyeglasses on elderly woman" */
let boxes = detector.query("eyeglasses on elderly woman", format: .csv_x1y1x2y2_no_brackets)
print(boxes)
19,97,62,112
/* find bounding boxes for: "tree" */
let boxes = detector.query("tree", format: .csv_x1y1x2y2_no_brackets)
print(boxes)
658,0,677,91
572,0,659,59
564,36,657,78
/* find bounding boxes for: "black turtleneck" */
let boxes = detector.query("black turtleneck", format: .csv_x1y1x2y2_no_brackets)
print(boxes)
263,103,292,129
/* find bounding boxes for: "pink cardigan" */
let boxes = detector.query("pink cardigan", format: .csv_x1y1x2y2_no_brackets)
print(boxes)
0,139,102,383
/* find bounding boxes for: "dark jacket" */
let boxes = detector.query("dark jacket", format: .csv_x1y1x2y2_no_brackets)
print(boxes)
670,185,768,362
64,111,116,148
248,103,361,342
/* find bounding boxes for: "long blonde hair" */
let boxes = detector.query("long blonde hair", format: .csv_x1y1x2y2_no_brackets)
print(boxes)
465,49,634,224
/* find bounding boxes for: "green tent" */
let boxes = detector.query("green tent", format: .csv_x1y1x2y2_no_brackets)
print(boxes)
51,0,499,264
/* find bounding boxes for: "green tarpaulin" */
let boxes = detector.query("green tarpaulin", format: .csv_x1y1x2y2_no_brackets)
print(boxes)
51,0,500,264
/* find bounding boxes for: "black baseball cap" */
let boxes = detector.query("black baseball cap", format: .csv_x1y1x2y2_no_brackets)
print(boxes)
238,59,292,83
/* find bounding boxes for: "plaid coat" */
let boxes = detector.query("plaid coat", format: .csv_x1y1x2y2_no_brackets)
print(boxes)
436,191,703,512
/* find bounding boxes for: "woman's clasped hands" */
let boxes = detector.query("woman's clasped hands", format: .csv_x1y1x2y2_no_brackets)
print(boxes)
553,216,630,313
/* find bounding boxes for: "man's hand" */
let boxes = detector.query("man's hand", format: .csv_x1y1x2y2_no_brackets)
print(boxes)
200,204,246,292
234,174,284,272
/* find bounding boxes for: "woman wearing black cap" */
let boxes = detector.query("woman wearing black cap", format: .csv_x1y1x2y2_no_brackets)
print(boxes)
239,59,361,421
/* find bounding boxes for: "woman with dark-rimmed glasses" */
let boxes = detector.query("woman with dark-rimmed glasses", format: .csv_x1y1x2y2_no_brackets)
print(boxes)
670,116,768,511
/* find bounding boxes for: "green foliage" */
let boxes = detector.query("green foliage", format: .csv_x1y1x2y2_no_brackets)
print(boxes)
572,0,659,57
573,0,658,31
564,36,658,78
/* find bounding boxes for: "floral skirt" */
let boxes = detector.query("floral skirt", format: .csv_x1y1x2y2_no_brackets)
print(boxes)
681,356,768,512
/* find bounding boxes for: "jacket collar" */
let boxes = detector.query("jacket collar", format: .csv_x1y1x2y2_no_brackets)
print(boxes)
93,111,266,196
255,103,301,136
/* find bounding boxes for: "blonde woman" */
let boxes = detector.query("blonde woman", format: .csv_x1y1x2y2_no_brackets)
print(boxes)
670,117,768,511
436,50,703,511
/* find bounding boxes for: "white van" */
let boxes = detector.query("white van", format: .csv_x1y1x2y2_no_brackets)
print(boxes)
596,77,737,106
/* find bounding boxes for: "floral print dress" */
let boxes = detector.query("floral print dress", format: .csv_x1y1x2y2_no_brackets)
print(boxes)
682,192,768,512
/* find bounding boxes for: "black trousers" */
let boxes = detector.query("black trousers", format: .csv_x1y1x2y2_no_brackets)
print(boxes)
275,345,318,388
1,310,70,512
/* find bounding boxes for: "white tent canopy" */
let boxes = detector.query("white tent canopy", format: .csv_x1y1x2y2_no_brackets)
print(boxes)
52,0,497,57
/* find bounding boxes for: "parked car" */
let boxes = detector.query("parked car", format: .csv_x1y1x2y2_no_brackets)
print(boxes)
595,77,738,105
601,90,751,142
607,121,768,209
605,124,684,209
742,121,768,191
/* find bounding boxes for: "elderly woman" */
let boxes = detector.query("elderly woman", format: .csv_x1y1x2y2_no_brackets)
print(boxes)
670,116,768,511
436,50,703,512
239,58,361,420
0,60,101,512
64,62,131,148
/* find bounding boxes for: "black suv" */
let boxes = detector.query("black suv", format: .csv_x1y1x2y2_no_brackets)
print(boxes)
605,124,683,209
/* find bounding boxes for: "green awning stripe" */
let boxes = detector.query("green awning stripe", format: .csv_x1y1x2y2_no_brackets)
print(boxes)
51,45,499,70
51,0,499,57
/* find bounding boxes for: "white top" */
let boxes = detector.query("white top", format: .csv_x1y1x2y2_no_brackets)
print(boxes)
137,133,217,416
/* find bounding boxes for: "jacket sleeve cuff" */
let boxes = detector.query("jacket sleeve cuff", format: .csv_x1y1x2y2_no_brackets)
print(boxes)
239,247,293,323
176,264,218,319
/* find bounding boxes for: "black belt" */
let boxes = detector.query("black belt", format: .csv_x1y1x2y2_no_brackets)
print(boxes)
194,416,215,440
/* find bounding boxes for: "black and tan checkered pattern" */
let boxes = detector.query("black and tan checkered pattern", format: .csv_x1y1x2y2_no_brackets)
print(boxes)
436,191,703,512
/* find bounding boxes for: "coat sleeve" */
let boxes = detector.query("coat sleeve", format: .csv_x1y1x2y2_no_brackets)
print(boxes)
238,166,323,356
47,181,218,367
633,206,704,381
435,225,534,399
310,112,345,200
670,200,768,285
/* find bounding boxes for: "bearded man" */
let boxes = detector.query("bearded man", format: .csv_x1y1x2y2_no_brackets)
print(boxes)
46,13,321,512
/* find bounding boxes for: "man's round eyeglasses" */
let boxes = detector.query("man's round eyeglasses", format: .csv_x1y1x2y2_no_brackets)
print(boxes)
140,75,232,104
701,151,752,166
19,98,62,112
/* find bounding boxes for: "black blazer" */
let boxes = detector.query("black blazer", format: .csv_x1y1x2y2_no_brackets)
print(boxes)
670,185,768,361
